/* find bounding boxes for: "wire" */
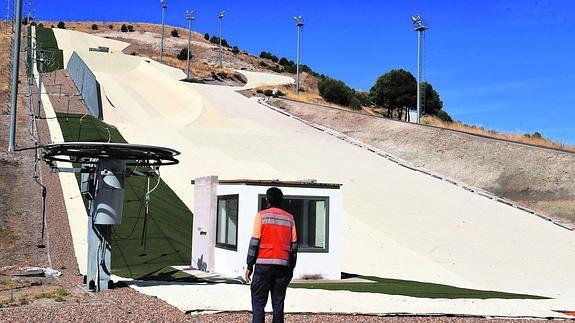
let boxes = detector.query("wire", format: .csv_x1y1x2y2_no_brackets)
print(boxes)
77,112,88,141
32,144,47,246
147,167,161,195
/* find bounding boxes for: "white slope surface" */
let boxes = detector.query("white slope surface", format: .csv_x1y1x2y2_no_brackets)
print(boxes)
52,30,575,317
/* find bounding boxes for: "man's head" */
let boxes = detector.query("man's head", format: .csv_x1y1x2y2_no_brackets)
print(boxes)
266,187,283,208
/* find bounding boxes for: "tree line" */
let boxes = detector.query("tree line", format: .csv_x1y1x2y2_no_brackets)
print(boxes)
318,69,451,122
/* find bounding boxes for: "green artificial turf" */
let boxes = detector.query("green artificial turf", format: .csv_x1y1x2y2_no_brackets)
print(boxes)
56,113,193,279
35,27,64,72
290,274,549,299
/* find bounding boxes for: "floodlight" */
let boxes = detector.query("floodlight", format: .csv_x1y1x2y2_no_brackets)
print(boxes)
186,10,195,20
160,0,167,8
294,15,304,26
218,11,225,18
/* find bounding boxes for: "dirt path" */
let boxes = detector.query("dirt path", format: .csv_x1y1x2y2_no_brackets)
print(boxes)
270,98,575,226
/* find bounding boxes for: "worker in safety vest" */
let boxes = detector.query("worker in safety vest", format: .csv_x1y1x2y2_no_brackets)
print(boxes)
244,187,297,323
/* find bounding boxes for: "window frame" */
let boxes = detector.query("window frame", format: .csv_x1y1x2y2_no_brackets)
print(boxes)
216,194,239,251
258,194,330,253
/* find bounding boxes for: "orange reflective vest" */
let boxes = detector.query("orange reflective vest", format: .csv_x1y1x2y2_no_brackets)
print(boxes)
253,207,297,266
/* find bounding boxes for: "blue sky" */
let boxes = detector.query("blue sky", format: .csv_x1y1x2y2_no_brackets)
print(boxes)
32,0,575,144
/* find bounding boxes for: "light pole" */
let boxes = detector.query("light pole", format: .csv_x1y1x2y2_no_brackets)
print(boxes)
160,0,167,63
217,10,224,67
294,16,304,95
185,10,195,80
412,14,428,124
7,0,22,152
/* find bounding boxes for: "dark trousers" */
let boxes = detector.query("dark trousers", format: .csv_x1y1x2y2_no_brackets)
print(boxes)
251,264,293,323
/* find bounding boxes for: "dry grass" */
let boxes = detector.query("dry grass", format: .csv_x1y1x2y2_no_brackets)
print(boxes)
40,21,207,43
422,115,575,152
0,22,13,93
162,56,233,79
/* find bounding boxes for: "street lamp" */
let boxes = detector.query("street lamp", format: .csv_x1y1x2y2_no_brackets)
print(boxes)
160,0,167,63
412,14,428,124
217,11,225,67
185,10,195,80
294,16,304,95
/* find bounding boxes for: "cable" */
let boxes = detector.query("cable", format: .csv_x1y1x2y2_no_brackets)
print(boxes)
77,112,88,141
140,168,160,251
147,167,161,195
32,144,47,248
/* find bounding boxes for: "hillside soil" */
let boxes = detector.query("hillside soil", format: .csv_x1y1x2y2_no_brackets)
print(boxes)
269,98,575,226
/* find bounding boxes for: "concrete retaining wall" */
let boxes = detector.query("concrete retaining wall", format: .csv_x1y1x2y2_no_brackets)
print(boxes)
67,52,102,119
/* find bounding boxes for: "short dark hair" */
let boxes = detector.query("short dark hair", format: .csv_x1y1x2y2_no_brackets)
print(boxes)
266,187,283,207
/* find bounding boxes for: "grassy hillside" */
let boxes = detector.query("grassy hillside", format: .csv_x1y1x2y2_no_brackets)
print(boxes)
56,113,193,279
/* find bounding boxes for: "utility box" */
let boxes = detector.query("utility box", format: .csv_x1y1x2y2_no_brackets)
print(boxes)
191,177,342,280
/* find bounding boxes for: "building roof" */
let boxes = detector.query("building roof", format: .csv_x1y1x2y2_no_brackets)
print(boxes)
191,178,342,189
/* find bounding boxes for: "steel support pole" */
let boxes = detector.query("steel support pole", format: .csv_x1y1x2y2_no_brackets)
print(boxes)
36,49,43,118
7,0,21,152
160,4,166,63
416,29,422,124
86,159,126,292
218,17,222,67
186,18,191,79
295,24,301,95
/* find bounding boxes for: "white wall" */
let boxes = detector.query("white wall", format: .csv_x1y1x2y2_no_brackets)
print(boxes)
214,184,342,280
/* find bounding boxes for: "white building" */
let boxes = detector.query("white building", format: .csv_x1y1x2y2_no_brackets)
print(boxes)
191,176,342,280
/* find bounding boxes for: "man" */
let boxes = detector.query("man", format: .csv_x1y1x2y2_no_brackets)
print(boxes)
244,187,297,323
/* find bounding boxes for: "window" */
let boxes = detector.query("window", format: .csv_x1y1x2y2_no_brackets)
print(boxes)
216,195,238,250
259,195,329,252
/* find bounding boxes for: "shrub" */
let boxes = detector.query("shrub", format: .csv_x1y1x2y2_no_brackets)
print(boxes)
109,24,113,29
120,24,128,32
127,25,134,32
57,21,65,29
318,77,356,107
283,64,297,74
204,33,209,40
259,61,268,67
231,46,240,54
259,51,279,63
437,110,453,122
525,131,542,139
355,91,372,107
349,96,362,110
171,29,179,37
279,57,288,66
38,23,43,27
91,24,98,30
177,47,192,60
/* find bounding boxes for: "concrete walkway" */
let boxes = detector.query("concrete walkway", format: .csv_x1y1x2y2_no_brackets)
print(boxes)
49,29,575,318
